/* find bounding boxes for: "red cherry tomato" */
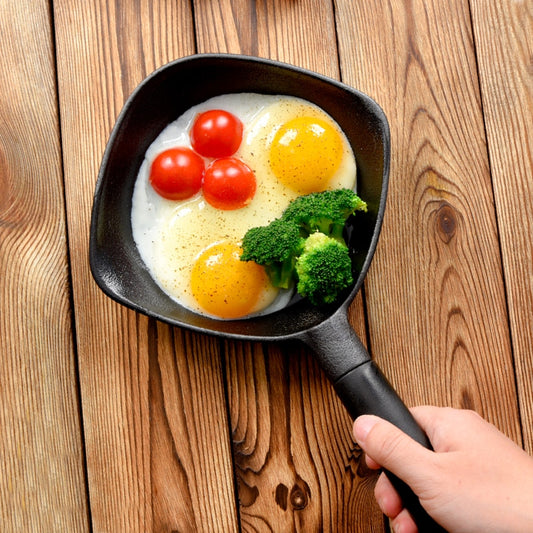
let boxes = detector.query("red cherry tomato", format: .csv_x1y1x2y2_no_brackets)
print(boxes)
149,147,205,200
190,109,243,158
203,157,256,210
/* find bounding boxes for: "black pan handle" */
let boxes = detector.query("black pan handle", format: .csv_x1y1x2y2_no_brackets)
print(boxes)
300,312,447,532
334,361,447,532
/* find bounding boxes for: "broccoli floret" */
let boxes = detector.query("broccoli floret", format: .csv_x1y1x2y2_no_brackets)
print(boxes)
240,189,365,305
282,188,367,241
295,232,354,305
240,218,305,289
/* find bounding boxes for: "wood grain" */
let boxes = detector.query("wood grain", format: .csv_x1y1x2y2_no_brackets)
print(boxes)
2,1,530,531
226,340,382,532
470,0,533,453
53,1,238,530
150,323,238,531
334,0,522,441
194,0,338,70
195,1,383,531
0,1,88,531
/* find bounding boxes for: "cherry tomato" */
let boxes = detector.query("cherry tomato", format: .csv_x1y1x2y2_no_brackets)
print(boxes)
203,157,256,210
149,147,205,200
190,109,243,158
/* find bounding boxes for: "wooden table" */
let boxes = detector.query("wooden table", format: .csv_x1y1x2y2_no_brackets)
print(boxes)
1,1,532,531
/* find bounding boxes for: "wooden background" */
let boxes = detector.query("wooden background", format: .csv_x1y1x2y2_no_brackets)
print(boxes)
1,0,532,531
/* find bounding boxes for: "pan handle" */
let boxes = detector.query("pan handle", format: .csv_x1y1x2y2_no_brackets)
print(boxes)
334,361,447,532
301,312,446,532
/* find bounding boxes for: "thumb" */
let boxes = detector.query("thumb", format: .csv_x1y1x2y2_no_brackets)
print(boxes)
353,415,433,486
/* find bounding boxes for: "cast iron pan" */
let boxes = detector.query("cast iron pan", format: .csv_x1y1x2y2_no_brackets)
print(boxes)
90,54,445,531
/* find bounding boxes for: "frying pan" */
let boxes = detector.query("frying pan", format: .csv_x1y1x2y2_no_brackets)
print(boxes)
90,54,445,531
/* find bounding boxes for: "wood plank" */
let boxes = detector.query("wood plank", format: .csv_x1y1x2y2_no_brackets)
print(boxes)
149,323,239,531
195,1,384,531
335,0,522,441
53,1,239,530
0,1,89,531
470,0,533,453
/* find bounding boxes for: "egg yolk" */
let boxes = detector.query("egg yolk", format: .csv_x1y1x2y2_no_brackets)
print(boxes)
190,241,271,319
269,116,343,194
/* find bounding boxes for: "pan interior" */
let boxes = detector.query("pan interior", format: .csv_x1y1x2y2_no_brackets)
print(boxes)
89,54,390,340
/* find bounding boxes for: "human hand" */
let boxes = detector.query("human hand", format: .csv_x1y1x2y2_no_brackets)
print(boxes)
353,406,533,533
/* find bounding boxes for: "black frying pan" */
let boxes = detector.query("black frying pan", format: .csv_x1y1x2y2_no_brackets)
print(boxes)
89,54,445,531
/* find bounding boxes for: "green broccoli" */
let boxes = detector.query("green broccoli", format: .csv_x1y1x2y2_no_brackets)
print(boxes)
295,232,353,305
240,218,305,289
282,188,367,241
240,188,366,305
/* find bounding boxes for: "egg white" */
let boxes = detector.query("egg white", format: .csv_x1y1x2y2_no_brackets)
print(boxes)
131,93,357,319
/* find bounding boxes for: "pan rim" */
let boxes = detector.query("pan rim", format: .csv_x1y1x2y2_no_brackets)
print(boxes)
89,53,390,342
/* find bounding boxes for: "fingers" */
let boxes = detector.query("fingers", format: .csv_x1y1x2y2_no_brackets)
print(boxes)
353,415,433,486
374,472,403,517
365,453,381,470
390,508,418,533
374,474,418,533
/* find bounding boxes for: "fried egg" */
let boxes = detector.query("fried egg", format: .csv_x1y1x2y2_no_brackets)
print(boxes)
131,93,357,320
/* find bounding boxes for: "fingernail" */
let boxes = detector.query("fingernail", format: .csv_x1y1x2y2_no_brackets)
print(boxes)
375,494,386,512
353,415,378,444
392,523,402,533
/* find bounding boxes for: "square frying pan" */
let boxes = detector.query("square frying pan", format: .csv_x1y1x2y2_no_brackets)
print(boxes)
89,54,444,531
